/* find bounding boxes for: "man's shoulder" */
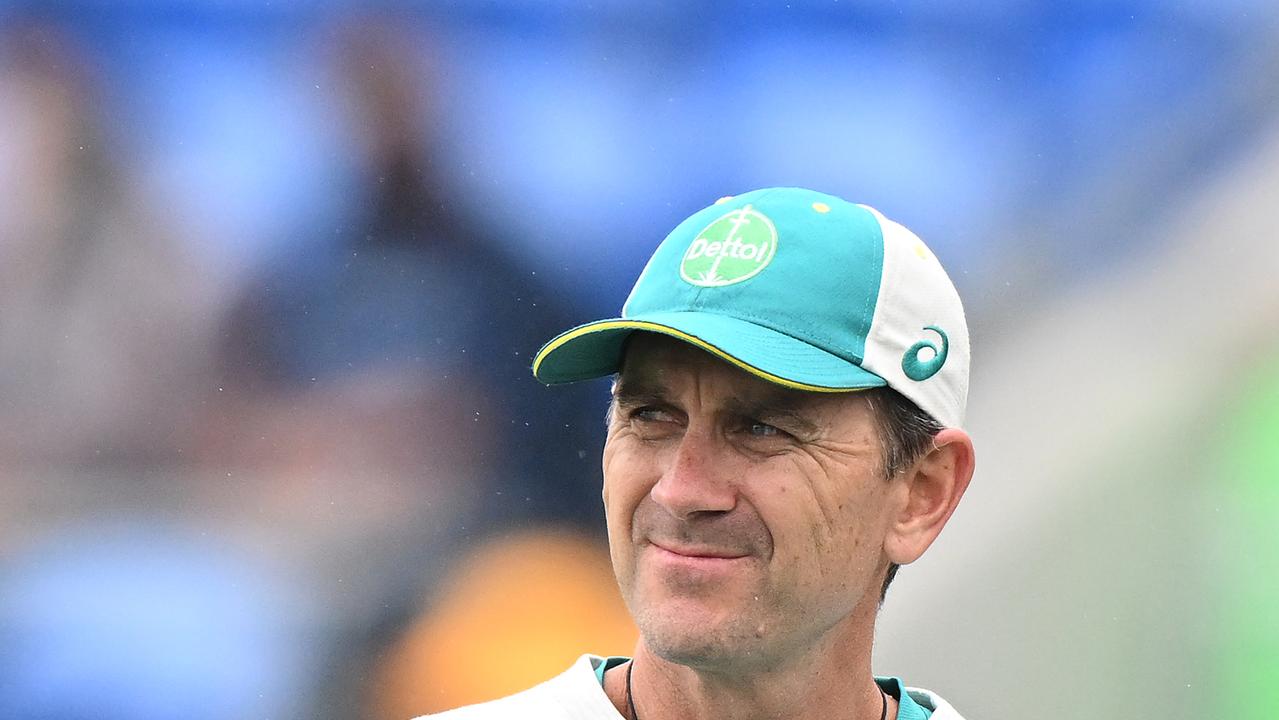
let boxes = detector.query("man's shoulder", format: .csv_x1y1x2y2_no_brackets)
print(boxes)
413,685,554,720
413,655,620,720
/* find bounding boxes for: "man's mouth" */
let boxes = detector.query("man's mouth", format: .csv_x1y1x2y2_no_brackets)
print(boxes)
649,540,749,560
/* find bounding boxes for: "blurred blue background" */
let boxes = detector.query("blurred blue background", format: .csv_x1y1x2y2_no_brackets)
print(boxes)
1,1,1277,718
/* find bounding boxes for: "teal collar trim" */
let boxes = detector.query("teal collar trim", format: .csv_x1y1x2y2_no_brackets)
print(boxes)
592,656,631,686
876,676,933,720
594,659,932,719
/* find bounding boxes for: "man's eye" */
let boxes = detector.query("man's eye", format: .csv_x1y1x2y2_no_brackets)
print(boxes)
632,407,672,423
748,421,783,438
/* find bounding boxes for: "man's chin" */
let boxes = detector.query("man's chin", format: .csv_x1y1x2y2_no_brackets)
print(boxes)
632,597,766,669
642,632,743,670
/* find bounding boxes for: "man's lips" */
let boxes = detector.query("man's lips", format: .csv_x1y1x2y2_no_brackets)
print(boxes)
649,540,749,560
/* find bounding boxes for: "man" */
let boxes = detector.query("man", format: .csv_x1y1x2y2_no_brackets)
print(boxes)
422,187,976,719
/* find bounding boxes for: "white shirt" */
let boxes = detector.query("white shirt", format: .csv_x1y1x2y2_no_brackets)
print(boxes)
416,654,967,719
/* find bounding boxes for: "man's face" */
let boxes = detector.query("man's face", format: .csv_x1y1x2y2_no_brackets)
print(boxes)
602,334,897,672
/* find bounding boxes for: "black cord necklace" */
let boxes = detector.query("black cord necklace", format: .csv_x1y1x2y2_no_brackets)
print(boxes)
625,660,639,720
624,661,888,720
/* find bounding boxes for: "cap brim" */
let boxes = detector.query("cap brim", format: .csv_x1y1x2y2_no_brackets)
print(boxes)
531,311,887,393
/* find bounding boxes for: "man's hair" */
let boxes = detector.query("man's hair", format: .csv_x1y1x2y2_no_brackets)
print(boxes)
862,386,945,602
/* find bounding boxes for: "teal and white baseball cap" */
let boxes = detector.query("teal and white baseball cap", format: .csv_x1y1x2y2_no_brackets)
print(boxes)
532,187,970,428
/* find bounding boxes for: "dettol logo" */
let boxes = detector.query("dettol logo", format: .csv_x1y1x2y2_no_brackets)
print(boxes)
680,205,778,287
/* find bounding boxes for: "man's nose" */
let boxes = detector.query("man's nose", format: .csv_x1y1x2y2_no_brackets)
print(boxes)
650,428,737,518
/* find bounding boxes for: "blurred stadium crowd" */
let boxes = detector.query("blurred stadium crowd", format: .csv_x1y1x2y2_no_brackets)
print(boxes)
0,2,1276,719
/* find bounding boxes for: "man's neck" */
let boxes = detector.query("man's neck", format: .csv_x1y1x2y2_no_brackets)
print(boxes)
604,641,898,720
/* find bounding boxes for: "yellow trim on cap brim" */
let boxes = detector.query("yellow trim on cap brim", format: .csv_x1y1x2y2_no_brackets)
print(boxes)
533,319,866,394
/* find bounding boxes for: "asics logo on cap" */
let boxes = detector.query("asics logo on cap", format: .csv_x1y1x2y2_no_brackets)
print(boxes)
680,205,777,287
901,326,949,381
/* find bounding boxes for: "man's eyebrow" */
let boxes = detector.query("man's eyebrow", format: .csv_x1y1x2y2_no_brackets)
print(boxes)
610,378,670,407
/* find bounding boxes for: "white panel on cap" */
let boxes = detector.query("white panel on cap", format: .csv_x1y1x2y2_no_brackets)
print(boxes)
857,206,970,429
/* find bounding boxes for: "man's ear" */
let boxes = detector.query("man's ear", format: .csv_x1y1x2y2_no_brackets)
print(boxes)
884,428,975,566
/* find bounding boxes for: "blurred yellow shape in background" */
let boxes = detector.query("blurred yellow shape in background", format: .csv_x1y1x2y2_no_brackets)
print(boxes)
371,528,637,718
